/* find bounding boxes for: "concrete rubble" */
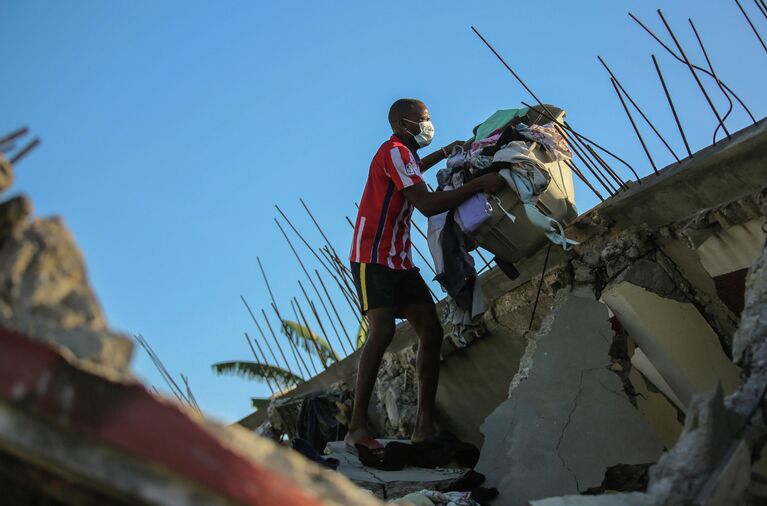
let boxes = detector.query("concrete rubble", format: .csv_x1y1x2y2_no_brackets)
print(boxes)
1,113,765,504
0,166,133,373
0,154,386,506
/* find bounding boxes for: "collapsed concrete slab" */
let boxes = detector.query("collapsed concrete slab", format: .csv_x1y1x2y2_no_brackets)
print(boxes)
476,290,663,505
325,441,466,499
0,326,384,506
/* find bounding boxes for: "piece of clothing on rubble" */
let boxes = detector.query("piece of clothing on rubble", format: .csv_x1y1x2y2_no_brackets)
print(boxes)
296,392,347,453
355,435,480,472
490,141,578,250
473,107,529,141
391,491,476,506
291,438,340,470
427,209,485,346
516,122,573,160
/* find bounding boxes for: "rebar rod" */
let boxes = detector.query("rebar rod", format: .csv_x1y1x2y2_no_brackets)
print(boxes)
300,198,344,266
520,101,641,182
756,0,767,18
688,18,735,145
562,126,617,194
180,374,202,413
321,246,359,305
321,246,357,304
597,56,680,162
734,0,767,53
275,217,352,340
270,302,313,378
0,126,28,148
755,0,767,19
310,298,342,361
559,120,615,188
315,269,355,351
136,334,187,403
586,145,626,188
289,300,320,376
651,54,693,158
135,334,187,403
470,25,639,182
263,308,307,380
9,138,40,165
298,280,346,357
256,256,279,311
657,10,730,140
564,159,605,202
275,205,340,280
528,243,552,330
300,267,348,358
244,332,275,394
564,124,619,193
241,295,296,382
293,297,329,370
247,331,284,391
610,77,659,174
629,11,756,124
319,249,362,320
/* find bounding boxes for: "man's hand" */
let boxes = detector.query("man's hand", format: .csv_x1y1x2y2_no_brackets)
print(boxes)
473,173,507,194
440,140,465,157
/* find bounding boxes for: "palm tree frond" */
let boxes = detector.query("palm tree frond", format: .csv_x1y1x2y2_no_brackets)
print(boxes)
251,397,271,410
282,320,339,362
211,361,302,386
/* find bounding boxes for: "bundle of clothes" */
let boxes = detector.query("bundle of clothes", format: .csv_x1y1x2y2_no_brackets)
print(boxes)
427,108,578,344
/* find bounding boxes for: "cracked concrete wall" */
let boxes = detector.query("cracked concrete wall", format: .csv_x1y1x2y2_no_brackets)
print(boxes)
476,290,663,505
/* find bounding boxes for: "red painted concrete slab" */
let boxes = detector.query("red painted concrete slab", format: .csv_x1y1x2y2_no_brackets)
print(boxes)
0,327,323,506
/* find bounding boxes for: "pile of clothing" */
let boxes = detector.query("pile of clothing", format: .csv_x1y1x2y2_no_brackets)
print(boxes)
427,107,577,343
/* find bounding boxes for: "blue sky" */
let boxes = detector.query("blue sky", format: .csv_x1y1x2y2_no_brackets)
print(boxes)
3,0,766,424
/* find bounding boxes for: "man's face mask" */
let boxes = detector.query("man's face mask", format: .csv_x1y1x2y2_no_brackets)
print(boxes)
403,117,435,148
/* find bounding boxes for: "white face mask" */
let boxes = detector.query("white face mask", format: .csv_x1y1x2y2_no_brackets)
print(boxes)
404,118,435,148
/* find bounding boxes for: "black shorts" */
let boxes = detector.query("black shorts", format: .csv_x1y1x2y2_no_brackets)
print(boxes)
350,262,433,316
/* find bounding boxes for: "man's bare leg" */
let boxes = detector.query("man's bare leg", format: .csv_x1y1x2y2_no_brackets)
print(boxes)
344,307,397,446
403,303,444,443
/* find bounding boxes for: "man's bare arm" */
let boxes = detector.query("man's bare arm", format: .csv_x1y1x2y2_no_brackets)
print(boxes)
419,140,465,173
401,173,506,218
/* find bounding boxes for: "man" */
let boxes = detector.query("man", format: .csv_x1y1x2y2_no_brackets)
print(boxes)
346,98,505,448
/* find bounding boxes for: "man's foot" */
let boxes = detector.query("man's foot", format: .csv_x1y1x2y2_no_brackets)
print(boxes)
344,427,383,451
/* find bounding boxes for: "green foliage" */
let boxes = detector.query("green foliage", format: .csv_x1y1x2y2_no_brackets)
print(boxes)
281,320,339,364
211,361,302,386
251,397,270,410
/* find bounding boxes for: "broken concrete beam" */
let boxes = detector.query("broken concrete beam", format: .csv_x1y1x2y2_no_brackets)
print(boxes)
627,362,683,450
476,290,663,505
325,441,466,499
602,277,741,409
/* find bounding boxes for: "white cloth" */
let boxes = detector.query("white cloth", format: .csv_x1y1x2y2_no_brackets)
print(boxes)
427,211,485,346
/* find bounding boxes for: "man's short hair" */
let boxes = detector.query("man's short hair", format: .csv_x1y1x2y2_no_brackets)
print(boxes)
388,98,424,129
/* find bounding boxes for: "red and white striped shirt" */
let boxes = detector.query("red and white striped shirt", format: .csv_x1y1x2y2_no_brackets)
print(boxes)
350,135,423,270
